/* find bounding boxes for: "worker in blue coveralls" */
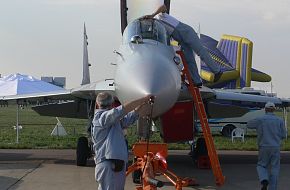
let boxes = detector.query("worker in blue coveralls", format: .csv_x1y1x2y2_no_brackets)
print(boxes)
247,102,286,190
92,92,152,190
143,4,221,87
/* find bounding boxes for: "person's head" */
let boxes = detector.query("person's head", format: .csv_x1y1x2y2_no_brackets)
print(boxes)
96,92,114,109
265,101,275,113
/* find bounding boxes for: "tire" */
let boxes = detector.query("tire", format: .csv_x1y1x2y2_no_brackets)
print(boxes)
221,124,236,137
76,136,89,166
195,137,208,157
132,157,142,184
132,169,142,184
190,138,208,165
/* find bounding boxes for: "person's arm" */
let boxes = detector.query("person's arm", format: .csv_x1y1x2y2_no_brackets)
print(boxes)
94,95,152,128
280,119,287,140
121,101,153,128
151,4,167,17
120,111,139,129
143,4,167,19
120,95,153,128
93,106,125,128
123,95,153,114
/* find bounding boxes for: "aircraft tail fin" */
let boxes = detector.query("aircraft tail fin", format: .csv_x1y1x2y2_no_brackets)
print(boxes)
81,23,91,85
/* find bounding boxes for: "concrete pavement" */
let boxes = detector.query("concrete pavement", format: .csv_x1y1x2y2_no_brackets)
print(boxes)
0,149,290,190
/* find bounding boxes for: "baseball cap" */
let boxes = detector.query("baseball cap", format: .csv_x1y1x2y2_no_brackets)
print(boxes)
265,102,275,109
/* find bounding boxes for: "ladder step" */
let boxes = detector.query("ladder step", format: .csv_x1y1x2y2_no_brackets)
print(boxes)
176,50,225,186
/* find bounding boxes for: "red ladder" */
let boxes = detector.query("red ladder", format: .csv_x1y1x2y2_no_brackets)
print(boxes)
176,51,225,186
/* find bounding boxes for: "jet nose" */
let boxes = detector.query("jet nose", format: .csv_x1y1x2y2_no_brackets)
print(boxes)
115,56,181,117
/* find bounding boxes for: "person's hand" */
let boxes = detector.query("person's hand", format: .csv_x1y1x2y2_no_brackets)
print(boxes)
143,95,155,104
134,95,156,116
139,94,153,102
141,14,154,20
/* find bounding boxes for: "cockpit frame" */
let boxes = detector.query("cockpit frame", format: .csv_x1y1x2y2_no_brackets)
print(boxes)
123,18,170,45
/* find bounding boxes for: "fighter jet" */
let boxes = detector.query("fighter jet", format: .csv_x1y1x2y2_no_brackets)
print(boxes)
1,1,289,167
1,17,287,163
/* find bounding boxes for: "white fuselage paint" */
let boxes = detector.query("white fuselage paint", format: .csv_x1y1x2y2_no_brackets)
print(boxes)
114,39,181,117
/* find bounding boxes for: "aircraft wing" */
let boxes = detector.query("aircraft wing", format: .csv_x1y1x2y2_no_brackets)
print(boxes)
213,89,282,105
280,98,290,107
0,79,115,119
31,80,115,119
177,86,287,118
70,79,115,100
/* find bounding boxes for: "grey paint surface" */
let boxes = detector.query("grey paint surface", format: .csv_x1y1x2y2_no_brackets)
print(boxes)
1,149,290,190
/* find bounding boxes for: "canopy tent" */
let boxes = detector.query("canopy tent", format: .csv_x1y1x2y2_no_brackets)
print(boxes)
0,73,64,97
0,73,64,143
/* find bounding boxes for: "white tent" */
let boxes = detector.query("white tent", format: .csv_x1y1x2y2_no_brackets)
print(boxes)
0,73,64,143
0,73,64,96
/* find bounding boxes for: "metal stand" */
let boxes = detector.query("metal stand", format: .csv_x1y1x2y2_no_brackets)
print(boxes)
283,107,288,140
16,104,19,144
126,142,198,190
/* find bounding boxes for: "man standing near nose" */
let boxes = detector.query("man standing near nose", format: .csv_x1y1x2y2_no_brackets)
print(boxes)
92,92,152,190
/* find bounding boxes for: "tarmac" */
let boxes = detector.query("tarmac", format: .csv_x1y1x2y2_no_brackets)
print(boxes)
0,149,290,190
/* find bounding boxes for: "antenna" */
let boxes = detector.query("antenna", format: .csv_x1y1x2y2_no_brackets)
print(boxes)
270,82,273,94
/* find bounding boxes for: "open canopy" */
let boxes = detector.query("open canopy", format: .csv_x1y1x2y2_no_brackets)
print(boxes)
120,0,171,34
0,73,64,97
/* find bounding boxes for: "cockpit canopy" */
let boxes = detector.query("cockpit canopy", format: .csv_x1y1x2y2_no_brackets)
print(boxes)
123,19,169,45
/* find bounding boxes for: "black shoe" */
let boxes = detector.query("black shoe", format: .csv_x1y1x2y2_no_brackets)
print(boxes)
261,179,268,190
214,72,222,82
195,83,203,88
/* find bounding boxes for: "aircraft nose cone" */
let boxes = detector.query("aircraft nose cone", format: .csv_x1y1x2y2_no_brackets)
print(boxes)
115,57,181,117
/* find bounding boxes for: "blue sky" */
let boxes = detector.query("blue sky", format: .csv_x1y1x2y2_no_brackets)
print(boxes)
1,0,290,97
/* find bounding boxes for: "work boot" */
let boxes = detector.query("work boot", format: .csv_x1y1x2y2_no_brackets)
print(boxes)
261,179,268,190
214,72,222,82
195,83,202,88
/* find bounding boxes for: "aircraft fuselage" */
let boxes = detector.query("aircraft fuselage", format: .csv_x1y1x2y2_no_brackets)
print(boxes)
114,19,181,117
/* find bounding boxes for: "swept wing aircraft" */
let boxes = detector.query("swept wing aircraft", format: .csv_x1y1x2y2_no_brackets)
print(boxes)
1,1,289,167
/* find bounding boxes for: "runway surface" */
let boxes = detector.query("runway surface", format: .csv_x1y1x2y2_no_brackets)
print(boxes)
0,149,290,190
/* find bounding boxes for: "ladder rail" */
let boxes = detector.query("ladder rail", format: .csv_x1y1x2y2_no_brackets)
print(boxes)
176,51,225,186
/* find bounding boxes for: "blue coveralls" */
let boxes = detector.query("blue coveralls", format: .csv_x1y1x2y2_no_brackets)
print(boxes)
171,22,221,84
92,106,138,190
247,112,286,190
